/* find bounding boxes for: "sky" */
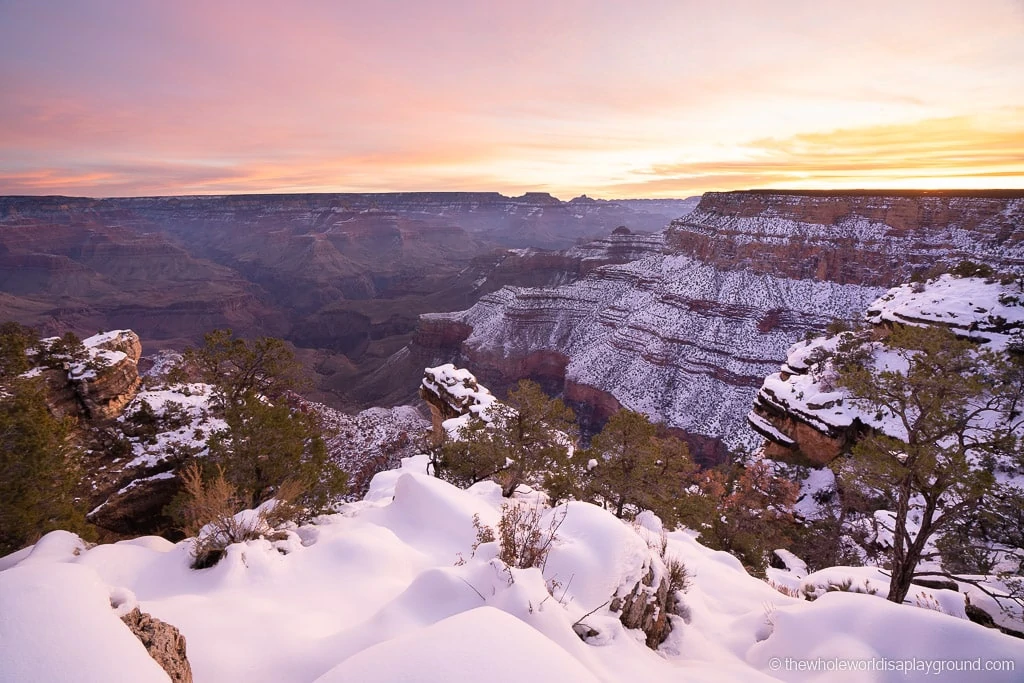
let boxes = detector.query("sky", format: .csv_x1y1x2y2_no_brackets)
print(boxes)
1,0,1023,199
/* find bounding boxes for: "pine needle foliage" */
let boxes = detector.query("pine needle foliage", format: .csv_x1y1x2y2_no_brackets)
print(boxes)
0,378,90,555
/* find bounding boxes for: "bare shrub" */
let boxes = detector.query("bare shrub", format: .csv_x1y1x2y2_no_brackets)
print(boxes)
177,462,301,569
472,513,496,549
497,503,565,573
766,579,802,599
261,478,307,529
177,462,239,539
666,556,691,595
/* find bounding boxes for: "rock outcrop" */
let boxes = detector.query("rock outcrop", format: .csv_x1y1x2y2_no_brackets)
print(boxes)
120,607,193,683
419,364,497,438
75,330,143,419
88,473,181,538
37,330,143,420
750,274,1024,464
406,191,1024,462
610,560,681,649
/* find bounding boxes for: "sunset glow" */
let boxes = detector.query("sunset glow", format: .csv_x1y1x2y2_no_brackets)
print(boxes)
2,1,1023,198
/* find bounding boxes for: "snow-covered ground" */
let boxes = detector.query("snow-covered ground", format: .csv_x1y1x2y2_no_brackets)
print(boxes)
3,456,1023,682
866,274,1024,349
119,383,226,470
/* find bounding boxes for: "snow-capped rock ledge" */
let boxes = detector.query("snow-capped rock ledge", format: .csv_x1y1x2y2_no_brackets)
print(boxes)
750,274,1024,465
867,274,1024,349
420,363,497,437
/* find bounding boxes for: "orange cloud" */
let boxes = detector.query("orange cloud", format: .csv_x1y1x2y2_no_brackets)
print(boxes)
2,2,1023,198
604,115,1024,197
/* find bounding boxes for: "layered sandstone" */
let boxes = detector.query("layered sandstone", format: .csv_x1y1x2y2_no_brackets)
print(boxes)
405,191,1024,461
672,190,1024,284
0,193,690,409
35,330,143,421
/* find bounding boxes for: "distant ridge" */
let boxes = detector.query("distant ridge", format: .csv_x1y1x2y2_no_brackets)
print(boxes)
741,188,1024,198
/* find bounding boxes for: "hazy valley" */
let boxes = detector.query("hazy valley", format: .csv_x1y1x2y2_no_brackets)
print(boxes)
0,193,695,409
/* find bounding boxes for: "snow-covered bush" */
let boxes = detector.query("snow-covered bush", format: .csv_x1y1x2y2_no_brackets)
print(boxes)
175,461,302,569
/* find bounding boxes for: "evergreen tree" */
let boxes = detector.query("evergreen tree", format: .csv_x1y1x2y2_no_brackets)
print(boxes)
834,324,1008,604
205,394,347,519
183,329,304,407
445,380,576,497
0,322,38,379
585,409,697,520
0,378,90,555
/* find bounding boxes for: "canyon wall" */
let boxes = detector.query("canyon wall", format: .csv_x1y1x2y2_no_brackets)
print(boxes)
407,191,1024,463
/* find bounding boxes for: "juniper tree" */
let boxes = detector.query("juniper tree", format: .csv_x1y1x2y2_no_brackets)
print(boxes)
204,394,347,519
833,324,1011,604
172,330,345,528
183,329,304,407
585,409,697,520
446,380,576,498
0,322,37,379
0,378,90,555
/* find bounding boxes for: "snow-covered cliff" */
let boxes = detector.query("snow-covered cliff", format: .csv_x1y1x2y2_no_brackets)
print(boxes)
410,191,1024,460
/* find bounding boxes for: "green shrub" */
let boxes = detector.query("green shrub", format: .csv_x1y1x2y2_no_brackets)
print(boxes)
0,379,92,555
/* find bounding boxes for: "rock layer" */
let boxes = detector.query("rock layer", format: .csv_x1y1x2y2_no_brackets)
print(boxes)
750,274,1024,464
0,193,693,409
407,191,1024,460
37,330,143,421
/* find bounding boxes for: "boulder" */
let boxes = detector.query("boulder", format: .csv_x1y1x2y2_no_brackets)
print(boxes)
609,562,681,649
76,330,143,420
120,607,193,683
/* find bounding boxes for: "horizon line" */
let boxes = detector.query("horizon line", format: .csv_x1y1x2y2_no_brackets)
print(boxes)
4,187,1024,202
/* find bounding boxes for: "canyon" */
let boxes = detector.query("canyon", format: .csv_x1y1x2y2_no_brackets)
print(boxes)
404,190,1024,464
0,193,694,407
5,189,1024,465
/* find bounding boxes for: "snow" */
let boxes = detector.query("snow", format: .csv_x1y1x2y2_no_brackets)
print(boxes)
83,329,134,348
118,383,225,469
749,591,1022,682
306,401,429,498
3,455,1024,682
0,563,169,683
867,275,1024,349
422,363,498,438
117,470,177,495
772,549,808,578
443,249,884,451
792,467,836,521
67,348,127,380
748,410,795,446
314,607,599,683
38,329,138,380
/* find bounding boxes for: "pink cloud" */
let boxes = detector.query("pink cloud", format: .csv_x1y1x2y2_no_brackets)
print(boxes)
1,1,1023,197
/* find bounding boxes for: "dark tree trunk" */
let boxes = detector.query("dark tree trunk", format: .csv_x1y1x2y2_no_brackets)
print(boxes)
886,475,914,603
887,477,937,605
